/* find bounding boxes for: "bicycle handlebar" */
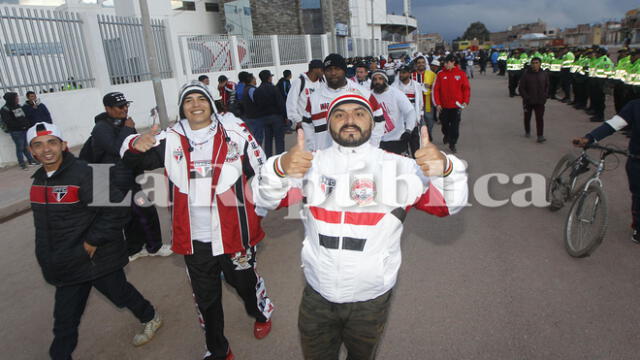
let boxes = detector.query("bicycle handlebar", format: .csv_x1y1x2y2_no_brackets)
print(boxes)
579,142,629,156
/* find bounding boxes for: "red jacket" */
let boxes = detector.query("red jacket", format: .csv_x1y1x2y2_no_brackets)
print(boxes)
432,67,470,109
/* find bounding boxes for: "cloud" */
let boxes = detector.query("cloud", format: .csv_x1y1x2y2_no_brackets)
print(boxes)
403,0,638,41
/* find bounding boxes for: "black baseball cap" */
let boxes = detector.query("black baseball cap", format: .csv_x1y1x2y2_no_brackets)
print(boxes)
103,92,131,107
309,59,324,70
323,53,347,72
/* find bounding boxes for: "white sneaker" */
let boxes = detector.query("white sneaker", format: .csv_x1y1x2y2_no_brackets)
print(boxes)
132,311,162,347
149,244,173,257
128,248,150,262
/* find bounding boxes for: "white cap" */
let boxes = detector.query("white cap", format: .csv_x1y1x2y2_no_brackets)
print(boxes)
27,122,63,145
431,59,441,67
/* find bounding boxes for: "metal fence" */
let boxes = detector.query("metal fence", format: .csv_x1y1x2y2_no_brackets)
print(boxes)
278,35,307,65
310,35,323,60
183,34,233,74
98,14,172,85
0,7,94,95
239,35,273,69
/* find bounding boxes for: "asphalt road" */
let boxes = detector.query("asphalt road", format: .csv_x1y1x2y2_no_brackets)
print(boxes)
2,73,639,360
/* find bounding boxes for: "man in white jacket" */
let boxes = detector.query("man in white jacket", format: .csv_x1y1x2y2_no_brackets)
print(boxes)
392,65,425,156
253,93,468,360
285,60,324,149
371,69,416,155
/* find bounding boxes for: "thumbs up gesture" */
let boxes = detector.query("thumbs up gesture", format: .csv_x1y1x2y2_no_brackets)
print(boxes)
414,126,447,177
132,124,160,153
279,129,314,178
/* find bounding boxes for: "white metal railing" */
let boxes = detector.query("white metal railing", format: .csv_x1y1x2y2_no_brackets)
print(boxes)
97,14,172,85
0,7,94,94
310,34,323,60
240,35,273,69
278,35,307,65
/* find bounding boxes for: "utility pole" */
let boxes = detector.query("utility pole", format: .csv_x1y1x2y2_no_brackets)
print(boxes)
371,0,375,55
323,0,336,53
139,0,169,128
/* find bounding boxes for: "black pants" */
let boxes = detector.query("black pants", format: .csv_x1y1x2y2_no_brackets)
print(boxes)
380,139,408,155
50,269,154,360
508,71,519,96
409,126,421,158
124,196,163,256
589,78,606,117
560,69,572,99
613,81,629,113
627,159,640,231
298,284,392,360
262,114,286,158
185,241,273,359
523,103,545,137
440,108,461,146
549,72,561,98
574,77,588,107
498,60,506,76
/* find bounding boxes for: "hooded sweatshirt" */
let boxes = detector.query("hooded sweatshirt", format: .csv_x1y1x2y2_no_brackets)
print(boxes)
1,92,30,131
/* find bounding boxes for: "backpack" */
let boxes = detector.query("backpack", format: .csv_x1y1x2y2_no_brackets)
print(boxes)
78,136,99,163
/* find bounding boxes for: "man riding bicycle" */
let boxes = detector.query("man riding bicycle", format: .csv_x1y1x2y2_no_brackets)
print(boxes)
573,99,640,243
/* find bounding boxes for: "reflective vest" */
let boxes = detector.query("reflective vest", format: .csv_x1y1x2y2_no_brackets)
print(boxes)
498,52,508,61
550,57,563,72
561,52,575,69
594,55,614,79
614,56,631,81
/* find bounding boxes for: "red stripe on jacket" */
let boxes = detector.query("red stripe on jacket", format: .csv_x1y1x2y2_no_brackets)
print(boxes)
30,185,80,204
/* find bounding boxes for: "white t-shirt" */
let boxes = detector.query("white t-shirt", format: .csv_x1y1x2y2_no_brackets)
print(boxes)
186,124,220,243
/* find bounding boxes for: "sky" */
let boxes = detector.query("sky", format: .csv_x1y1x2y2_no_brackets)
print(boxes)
387,0,639,41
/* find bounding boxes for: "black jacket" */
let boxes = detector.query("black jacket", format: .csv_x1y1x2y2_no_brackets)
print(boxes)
518,69,549,105
241,84,262,119
1,92,31,132
30,152,130,287
23,101,52,124
254,82,285,117
91,112,137,191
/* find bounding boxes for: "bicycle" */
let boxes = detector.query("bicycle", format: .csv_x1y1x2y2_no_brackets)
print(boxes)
546,143,629,257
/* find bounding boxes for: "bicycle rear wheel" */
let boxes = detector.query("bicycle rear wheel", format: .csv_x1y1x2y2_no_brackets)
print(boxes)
564,184,608,258
547,154,576,211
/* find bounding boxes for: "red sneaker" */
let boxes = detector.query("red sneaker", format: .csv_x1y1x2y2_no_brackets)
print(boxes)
253,320,272,339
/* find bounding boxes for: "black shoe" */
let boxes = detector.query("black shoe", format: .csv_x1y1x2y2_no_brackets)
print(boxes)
632,230,639,244
449,144,457,153
20,163,28,171
550,96,558,100
568,101,576,106
586,109,596,116
443,136,449,144
536,136,547,143
524,132,531,138
573,105,584,110
560,98,570,103
509,94,515,98
590,116,604,122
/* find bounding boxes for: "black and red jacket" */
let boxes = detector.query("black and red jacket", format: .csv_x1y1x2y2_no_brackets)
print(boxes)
30,152,129,287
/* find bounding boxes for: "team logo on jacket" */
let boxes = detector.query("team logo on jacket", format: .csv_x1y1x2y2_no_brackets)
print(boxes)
225,141,240,162
320,175,336,196
173,147,184,163
190,160,212,178
454,75,461,81
350,177,376,206
230,248,253,270
52,186,68,202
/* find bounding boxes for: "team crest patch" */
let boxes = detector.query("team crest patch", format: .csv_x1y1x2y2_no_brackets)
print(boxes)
455,75,461,81
52,186,68,202
225,141,240,162
231,249,253,270
173,147,184,163
320,175,336,196
350,177,376,206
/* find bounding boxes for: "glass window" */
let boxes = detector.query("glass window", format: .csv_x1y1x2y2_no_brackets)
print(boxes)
301,0,320,9
170,0,195,11
205,2,219,12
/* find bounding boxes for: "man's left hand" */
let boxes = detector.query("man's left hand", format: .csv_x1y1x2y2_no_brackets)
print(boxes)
83,242,97,258
415,126,446,177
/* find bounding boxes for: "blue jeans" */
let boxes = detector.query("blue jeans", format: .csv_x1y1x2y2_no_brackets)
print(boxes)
246,118,265,148
262,114,285,158
10,130,34,165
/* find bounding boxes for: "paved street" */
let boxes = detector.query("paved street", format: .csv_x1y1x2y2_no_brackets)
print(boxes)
1,73,639,360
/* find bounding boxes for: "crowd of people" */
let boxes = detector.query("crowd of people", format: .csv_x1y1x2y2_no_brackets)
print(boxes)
6,50,475,360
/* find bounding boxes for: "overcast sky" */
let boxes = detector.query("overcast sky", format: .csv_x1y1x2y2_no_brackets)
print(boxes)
387,0,639,41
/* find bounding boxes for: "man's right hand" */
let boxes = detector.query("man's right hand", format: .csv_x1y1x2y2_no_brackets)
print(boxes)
572,137,590,148
436,105,443,114
279,129,313,178
124,117,135,128
132,124,160,153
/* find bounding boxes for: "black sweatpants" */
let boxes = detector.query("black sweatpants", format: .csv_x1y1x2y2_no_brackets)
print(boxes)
124,195,162,256
561,69,572,99
50,269,155,360
590,78,606,118
549,72,561,98
523,103,545,137
440,108,462,146
185,241,273,359
627,159,640,231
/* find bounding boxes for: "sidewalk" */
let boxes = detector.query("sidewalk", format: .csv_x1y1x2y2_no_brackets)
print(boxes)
0,146,82,222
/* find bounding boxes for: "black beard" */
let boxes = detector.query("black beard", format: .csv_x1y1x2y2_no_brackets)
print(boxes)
372,83,388,94
330,124,371,147
327,77,347,89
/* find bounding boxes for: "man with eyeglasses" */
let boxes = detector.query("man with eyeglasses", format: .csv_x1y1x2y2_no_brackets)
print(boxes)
90,92,170,262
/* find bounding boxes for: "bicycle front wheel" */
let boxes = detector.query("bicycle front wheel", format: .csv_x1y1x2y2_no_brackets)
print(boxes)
564,184,608,258
547,154,576,211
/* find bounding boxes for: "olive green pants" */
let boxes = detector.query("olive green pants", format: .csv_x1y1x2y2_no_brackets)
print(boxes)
298,284,393,360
